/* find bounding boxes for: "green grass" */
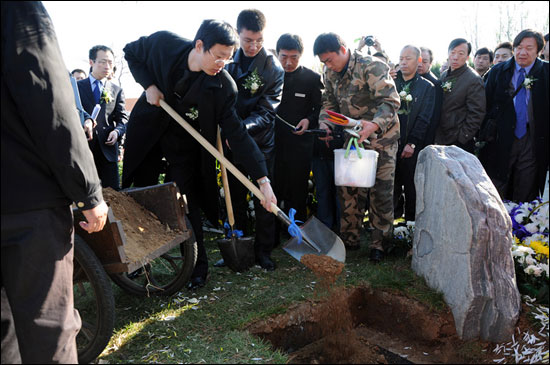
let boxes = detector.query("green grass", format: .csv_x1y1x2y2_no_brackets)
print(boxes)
90,229,446,364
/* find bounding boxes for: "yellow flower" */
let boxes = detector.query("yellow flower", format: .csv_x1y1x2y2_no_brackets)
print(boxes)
513,236,520,244
529,240,549,257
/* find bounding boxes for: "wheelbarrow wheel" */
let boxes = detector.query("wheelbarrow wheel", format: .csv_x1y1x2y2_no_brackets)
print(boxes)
109,217,197,296
73,235,115,364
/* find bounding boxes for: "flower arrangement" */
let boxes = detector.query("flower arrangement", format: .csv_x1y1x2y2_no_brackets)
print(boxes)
506,198,549,303
185,107,199,121
442,78,456,93
397,82,413,115
523,76,537,90
390,221,415,256
100,88,112,104
243,68,264,96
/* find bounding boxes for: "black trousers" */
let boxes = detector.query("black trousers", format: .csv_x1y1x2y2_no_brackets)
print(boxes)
393,150,419,221
227,153,276,258
1,206,80,364
90,140,120,190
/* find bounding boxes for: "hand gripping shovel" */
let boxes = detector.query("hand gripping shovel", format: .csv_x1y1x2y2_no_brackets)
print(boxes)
159,100,346,263
216,128,255,272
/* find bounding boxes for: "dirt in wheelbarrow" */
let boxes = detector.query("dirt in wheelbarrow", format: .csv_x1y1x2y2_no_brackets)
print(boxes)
102,188,181,263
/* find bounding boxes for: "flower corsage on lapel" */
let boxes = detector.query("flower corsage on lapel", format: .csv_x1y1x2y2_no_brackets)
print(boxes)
442,78,456,93
523,76,537,89
398,82,413,115
243,68,264,96
185,106,199,121
100,87,112,104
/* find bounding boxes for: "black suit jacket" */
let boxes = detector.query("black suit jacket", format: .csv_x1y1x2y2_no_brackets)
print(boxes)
122,31,267,224
275,66,323,161
419,71,442,145
479,57,549,194
78,78,128,162
225,47,285,155
1,1,102,214
395,71,435,150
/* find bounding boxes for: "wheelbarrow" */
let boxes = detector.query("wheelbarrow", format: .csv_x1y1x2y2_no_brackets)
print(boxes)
160,100,346,266
72,182,197,364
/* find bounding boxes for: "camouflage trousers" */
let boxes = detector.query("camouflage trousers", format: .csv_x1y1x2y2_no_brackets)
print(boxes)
338,141,397,251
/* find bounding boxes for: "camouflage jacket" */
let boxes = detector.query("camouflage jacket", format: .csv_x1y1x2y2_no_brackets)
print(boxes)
320,50,400,148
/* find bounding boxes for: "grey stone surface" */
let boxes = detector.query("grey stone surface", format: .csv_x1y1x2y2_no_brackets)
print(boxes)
412,145,521,342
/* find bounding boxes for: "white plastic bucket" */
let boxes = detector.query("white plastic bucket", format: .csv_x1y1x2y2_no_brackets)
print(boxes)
334,148,378,188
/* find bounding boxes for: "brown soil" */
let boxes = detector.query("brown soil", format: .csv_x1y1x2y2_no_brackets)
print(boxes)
102,188,180,263
300,254,345,292
247,285,546,364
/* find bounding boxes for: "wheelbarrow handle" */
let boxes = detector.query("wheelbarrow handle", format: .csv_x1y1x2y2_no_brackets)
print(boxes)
159,100,274,212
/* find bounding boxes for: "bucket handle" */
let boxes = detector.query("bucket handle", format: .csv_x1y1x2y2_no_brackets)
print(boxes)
344,137,362,159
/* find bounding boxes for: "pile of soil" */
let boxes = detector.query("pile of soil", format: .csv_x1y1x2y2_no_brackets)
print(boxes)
103,188,181,263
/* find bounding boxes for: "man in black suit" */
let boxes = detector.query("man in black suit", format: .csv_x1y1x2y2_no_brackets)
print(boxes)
78,45,128,190
122,20,276,289
220,9,284,271
274,33,323,225
2,2,108,362
393,45,435,221
479,29,549,202
418,47,442,146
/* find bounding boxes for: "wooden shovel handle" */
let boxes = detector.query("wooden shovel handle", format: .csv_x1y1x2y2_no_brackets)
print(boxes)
216,129,235,227
159,99,280,216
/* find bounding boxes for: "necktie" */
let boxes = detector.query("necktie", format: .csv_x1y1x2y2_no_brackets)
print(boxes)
514,68,528,139
93,79,101,104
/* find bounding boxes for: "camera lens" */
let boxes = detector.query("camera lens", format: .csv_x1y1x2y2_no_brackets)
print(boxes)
365,36,375,47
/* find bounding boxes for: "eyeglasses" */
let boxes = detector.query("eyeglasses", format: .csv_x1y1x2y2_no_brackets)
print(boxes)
97,59,114,67
208,50,234,66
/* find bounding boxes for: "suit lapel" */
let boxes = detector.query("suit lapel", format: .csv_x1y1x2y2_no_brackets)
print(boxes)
81,77,95,106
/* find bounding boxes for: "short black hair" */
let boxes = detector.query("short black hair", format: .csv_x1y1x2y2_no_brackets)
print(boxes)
193,19,238,52
89,45,114,61
71,68,86,76
236,9,266,33
276,33,304,54
420,47,433,63
313,33,346,56
448,38,471,55
495,41,513,52
545,33,549,42
474,47,494,62
513,29,544,52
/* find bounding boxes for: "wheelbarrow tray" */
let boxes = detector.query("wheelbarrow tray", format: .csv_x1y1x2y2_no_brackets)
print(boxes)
73,183,192,274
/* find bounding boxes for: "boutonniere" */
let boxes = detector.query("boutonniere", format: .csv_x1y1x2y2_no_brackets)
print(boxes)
185,106,199,121
243,68,264,96
523,76,537,89
442,78,456,93
397,82,413,115
100,88,112,104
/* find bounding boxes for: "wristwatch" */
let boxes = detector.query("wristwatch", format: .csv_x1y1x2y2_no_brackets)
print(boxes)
407,143,416,149
258,177,270,185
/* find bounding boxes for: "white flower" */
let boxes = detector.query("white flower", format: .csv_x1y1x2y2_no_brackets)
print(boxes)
540,263,549,277
399,90,407,98
525,256,537,266
405,94,413,102
512,245,535,257
524,265,543,277
525,223,540,234
251,82,259,91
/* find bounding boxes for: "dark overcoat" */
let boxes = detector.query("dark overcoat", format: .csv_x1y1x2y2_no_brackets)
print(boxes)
479,57,549,195
122,31,267,223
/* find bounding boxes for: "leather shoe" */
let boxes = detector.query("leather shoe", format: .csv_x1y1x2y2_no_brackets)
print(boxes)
213,258,226,267
369,249,384,263
257,255,276,271
187,276,207,290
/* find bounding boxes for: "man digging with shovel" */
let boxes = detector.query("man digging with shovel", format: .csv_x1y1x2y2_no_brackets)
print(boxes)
122,20,277,290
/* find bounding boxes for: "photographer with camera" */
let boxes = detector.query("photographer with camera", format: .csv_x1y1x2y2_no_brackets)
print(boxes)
357,35,397,79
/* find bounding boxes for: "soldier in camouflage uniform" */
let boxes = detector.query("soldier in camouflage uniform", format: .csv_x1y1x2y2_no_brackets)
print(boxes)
313,33,400,262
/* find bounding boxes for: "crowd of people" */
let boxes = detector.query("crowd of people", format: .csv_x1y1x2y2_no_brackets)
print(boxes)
2,1,549,363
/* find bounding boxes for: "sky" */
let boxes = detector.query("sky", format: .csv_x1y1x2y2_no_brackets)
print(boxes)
43,1,549,99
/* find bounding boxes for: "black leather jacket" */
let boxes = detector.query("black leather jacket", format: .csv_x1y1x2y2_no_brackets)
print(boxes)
225,48,284,155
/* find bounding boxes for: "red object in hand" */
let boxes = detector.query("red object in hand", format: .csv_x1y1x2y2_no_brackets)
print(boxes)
326,110,348,125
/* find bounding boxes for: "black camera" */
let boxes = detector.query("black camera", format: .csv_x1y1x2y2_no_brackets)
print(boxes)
364,36,375,47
